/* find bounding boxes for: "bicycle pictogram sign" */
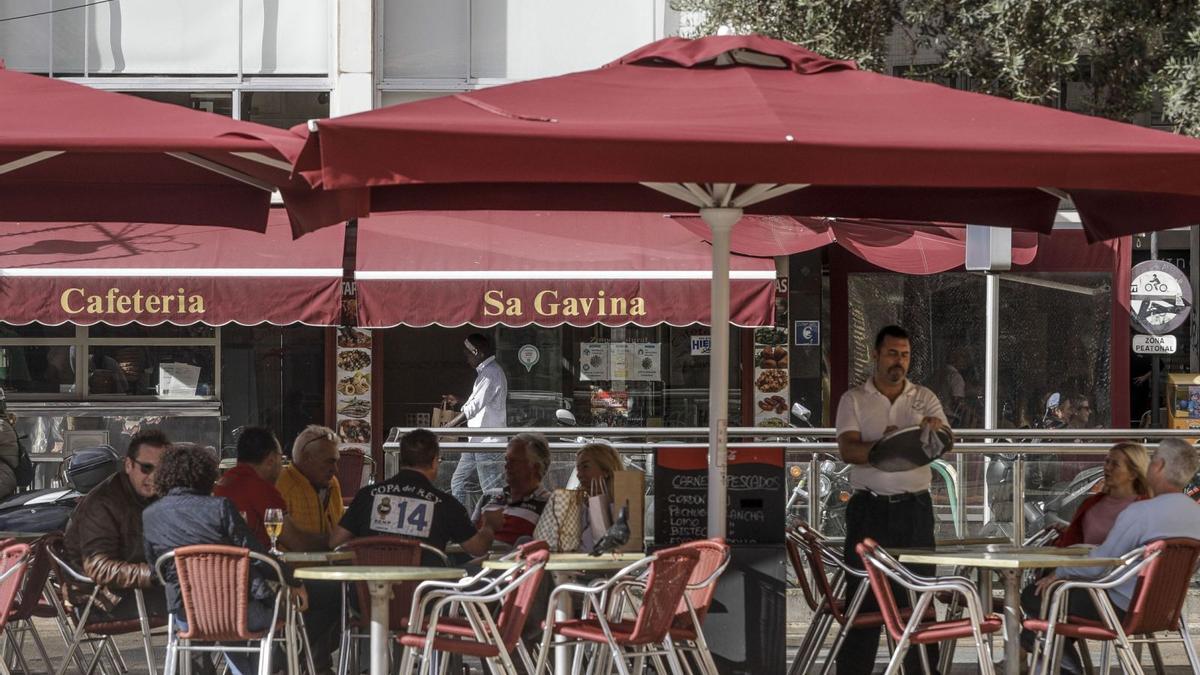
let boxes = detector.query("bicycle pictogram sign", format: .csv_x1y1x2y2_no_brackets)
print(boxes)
1129,260,1192,335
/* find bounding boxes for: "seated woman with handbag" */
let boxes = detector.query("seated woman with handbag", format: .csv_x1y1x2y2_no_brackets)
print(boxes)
575,442,624,552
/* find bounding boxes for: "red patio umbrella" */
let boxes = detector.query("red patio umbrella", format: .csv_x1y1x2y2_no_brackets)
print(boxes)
0,67,365,234
294,34,1200,540
670,215,1040,274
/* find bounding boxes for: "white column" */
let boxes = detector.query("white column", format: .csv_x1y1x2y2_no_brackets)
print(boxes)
700,207,741,540
332,0,375,116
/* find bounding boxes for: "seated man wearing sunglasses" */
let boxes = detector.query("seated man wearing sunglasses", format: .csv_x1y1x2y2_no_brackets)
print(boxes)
63,429,171,622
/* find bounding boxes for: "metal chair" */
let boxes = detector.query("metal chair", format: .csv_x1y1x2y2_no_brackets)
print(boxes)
787,527,937,675
3,533,59,675
533,545,700,675
334,535,448,675
154,544,314,675
857,538,1001,675
398,547,550,675
0,542,31,675
1023,538,1200,675
336,449,374,507
48,544,164,675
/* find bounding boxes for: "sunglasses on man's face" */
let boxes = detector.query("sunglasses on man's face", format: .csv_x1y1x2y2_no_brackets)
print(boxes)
132,459,156,475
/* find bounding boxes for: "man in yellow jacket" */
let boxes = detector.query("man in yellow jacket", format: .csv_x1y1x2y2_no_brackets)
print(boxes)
277,425,344,545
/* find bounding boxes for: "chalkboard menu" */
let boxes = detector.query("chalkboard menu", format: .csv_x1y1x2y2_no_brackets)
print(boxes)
654,447,785,545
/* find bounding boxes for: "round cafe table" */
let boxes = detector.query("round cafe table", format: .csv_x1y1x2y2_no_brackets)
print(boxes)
485,552,646,674
294,565,465,675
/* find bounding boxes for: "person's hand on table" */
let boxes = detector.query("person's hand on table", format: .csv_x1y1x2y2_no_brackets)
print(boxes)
1034,573,1058,596
291,584,310,611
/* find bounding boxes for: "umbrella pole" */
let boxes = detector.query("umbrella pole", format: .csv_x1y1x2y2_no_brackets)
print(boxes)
701,206,742,540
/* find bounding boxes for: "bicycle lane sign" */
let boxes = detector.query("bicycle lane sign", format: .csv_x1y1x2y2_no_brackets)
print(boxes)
1130,260,1192,335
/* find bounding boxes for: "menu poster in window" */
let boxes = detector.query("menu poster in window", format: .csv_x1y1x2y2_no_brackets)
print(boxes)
630,343,661,382
589,389,629,426
335,327,373,453
157,363,201,398
579,343,609,381
653,446,785,545
752,326,790,428
609,342,630,380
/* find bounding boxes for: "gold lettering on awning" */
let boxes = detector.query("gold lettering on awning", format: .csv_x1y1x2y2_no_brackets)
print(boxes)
60,288,206,315
483,289,645,319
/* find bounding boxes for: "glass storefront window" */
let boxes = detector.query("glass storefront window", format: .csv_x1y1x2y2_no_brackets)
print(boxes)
88,345,215,397
240,91,330,130
846,273,986,426
123,91,233,116
219,325,326,453
0,346,78,394
998,272,1112,428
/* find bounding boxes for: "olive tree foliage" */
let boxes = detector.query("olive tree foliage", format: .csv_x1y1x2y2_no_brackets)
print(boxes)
673,0,1200,135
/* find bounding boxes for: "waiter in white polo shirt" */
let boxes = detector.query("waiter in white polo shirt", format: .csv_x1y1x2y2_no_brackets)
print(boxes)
834,324,949,675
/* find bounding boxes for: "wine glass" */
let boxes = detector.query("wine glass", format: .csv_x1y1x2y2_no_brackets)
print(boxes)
264,508,284,555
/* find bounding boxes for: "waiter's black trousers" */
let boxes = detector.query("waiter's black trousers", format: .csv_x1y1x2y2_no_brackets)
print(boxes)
838,490,940,675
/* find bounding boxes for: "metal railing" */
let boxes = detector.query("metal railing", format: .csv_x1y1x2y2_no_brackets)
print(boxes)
385,426,1194,546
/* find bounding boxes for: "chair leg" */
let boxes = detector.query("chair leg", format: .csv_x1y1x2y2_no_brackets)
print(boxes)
882,635,910,675
1180,622,1200,673
135,590,158,675
791,607,828,675
664,639,688,675
609,644,633,675
1098,641,1111,675
1145,635,1166,675
1078,641,1094,675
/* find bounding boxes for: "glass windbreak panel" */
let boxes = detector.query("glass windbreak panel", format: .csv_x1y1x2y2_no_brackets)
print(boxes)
88,345,215,396
241,91,329,130
998,273,1112,428
845,274,985,420
89,324,215,339
0,346,80,394
0,323,75,339
123,91,233,116
219,325,326,453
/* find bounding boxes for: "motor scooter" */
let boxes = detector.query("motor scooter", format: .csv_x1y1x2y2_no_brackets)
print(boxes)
784,403,851,536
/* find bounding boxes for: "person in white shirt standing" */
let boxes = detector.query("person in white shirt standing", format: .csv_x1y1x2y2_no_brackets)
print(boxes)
834,324,950,675
443,333,508,511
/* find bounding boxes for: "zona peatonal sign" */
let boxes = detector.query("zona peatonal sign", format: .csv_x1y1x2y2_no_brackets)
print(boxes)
1129,260,1192,335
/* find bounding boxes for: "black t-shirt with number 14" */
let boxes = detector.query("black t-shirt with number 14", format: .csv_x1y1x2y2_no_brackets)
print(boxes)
339,469,476,553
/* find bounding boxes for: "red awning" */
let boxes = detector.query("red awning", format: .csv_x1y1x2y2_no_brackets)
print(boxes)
354,211,777,327
671,216,1039,274
0,212,344,326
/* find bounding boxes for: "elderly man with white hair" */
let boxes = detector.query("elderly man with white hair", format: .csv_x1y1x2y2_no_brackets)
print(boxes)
1023,437,1200,673
277,424,344,547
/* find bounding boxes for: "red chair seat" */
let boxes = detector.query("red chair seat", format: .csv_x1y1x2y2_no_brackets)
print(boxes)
397,632,500,658
907,615,1003,645
556,618,642,644
401,616,479,638
1022,617,1121,641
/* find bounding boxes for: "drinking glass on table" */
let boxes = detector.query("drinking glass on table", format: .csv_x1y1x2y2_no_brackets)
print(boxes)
264,508,284,555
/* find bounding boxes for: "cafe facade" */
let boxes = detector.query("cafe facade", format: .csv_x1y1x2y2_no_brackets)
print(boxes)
0,210,1129,486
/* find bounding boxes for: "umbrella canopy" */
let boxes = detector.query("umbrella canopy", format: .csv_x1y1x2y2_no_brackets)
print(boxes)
670,215,1039,274
294,33,1200,538
297,34,1200,241
0,68,365,235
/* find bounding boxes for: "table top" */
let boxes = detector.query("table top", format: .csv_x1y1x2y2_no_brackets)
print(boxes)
294,566,466,582
483,551,645,572
891,545,1092,558
279,551,355,565
897,548,1122,570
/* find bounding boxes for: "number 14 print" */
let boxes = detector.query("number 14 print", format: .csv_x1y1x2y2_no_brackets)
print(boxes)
369,494,434,538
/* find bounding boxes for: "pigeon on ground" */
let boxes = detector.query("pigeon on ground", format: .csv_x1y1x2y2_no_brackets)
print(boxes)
590,500,630,557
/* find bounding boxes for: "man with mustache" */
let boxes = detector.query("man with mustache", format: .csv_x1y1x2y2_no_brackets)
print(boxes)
833,325,950,674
